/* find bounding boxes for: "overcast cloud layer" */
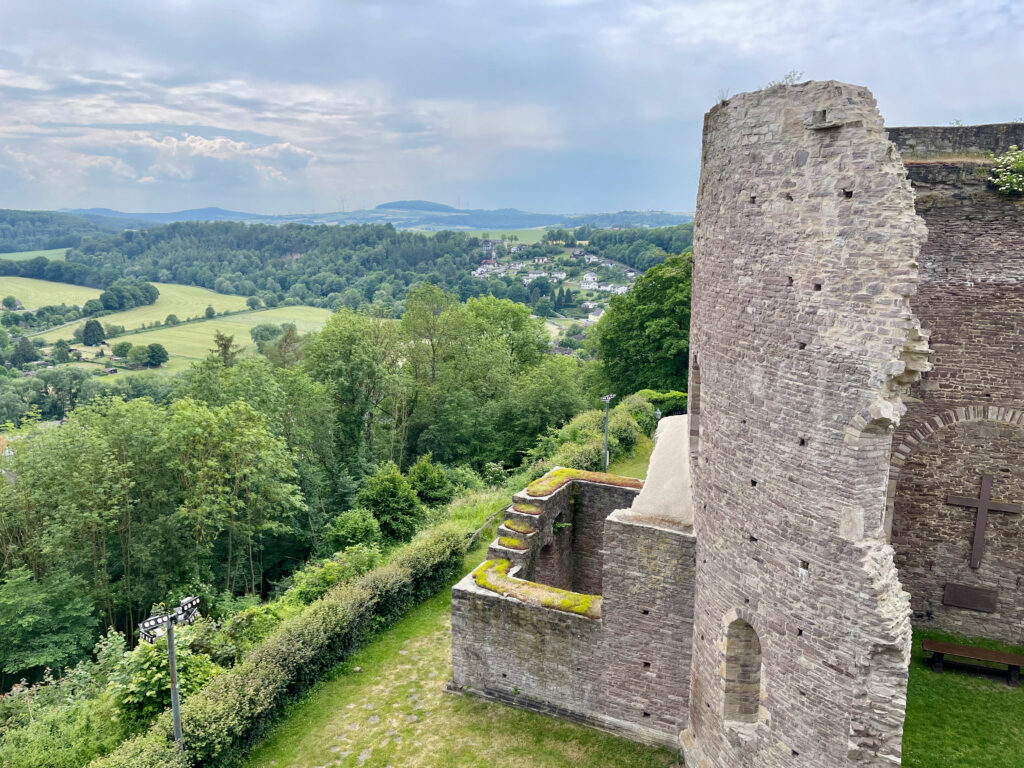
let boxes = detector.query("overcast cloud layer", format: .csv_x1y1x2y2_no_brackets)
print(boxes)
1,0,1022,214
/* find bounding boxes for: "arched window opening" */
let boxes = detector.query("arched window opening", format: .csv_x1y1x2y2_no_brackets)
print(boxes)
723,619,762,723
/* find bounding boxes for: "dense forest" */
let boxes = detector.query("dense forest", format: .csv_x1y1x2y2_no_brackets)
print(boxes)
59,221,694,307
0,210,139,253
0,235,693,767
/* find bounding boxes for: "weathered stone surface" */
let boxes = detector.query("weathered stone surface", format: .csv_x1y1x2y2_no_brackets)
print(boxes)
683,80,921,768
885,126,1024,645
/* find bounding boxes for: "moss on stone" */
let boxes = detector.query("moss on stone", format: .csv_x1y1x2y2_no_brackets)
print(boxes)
504,518,537,535
512,502,543,515
526,467,644,497
471,559,602,619
497,536,529,550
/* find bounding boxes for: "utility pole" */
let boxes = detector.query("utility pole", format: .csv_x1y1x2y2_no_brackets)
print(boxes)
601,394,616,471
139,596,200,754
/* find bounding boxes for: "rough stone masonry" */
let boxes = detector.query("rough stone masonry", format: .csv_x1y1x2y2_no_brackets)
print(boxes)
450,81,1023,767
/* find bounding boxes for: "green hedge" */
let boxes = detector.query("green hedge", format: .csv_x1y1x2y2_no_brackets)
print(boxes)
634,389,687,416
89,524,466,768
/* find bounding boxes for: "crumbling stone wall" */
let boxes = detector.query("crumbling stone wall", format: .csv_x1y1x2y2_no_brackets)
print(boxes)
887,126,1024,644
683,81,924,768
451,428,696,748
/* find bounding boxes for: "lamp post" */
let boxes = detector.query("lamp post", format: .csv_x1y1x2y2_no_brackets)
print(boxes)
601,394,616,470
138,596,200,754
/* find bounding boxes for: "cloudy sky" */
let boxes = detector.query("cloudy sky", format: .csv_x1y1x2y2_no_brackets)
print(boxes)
1,1,1021,214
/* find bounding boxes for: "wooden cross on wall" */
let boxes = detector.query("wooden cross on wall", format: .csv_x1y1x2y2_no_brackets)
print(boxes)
947,475,1022,569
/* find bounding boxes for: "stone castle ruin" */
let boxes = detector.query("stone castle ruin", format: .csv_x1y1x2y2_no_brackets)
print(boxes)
450,81,1024,766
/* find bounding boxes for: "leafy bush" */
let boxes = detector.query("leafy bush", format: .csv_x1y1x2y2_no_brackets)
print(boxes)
634,389,688,416
618,393,656,437
444,464,483,493
88,524,466,768
406,453,455,507
990,145,1024,195
551,436,605,471
319,508,381,552
355,462,424,542
282,544,383,606
108,631,221,727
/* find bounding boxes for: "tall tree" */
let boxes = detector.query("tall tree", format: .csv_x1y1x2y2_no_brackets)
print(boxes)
595,252,692,394
82,319,105,346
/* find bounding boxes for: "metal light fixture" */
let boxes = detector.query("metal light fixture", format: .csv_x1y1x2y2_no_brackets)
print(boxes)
601,394,616,470
138,596,201,753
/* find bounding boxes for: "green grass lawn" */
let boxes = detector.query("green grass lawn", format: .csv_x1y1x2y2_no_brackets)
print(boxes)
608,435,654,479
36,282,251,342
0,276,101,309
245,539,680,768
0,248,68,261
903,628,1024,768
93,305,333,371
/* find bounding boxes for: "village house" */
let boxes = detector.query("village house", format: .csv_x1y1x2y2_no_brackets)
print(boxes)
571,249,585,257
580,279,599,290
584,254,601,263
533,256,549,264
551,271,567,281
583,271,598,282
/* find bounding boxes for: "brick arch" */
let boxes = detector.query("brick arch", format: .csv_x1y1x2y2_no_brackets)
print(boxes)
884,406,1024,536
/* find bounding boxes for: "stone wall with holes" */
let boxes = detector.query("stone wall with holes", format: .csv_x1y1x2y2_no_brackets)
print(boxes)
450,472,695,749
682,81,925,768
885,127,1024,644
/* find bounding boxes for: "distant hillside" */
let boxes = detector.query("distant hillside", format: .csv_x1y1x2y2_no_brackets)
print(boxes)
375,200,459,213
0,208,140,253
64,206,260,224
562,210,693,228
51,202,692,231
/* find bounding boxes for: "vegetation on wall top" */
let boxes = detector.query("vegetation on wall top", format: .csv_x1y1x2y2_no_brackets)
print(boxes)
990,145,1024,195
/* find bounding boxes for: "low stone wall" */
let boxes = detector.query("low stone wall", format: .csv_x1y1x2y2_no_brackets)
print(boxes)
451,456,696,749
888,123,1024,158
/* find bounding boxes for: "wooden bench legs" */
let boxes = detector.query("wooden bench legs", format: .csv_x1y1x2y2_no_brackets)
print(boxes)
928,651,1021,687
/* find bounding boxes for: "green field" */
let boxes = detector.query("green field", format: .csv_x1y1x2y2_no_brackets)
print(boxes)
423,228,547,244
36,282,251,342
0,276,101,309
99,305,333,370
0,248,68,261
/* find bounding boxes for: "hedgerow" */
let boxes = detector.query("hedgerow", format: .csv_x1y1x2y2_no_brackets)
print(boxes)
88,524,466,768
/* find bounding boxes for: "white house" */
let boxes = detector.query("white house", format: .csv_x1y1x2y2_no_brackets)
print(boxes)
580,280,599,290
551,271,567,280
584,254,601,263
583,272,598,282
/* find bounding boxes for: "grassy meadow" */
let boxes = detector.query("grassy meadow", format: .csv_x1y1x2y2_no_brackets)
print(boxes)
0,276,101,309
35,282,251,342
0,248,68,261
94,305,333,370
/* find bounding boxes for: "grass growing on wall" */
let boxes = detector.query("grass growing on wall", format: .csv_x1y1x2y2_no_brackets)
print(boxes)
244,542,677,768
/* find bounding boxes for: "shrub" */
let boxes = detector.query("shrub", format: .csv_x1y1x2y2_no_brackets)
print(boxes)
618,393,656,436
551,437,605,471
990,145,1024,195
634,389,688,416
282,544,383,606
444,464,483,493
107,631,221,728
88,524,466,768
407,453,455,507
355,462,424,542
319,508,381,552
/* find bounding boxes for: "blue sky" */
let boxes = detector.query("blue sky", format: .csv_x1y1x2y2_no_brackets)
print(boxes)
0,0,1021,214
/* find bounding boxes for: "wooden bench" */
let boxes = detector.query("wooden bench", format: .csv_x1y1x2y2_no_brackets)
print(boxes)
922,638,1024,687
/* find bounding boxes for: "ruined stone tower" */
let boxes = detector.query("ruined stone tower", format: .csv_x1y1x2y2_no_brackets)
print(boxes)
680,81,929,767
449,82,1024,767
